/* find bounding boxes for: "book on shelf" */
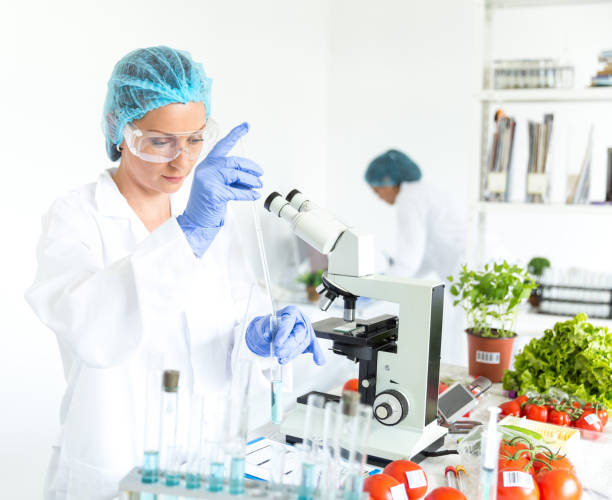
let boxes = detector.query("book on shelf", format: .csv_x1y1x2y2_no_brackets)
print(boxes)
592,49,612,87
484,109,515,202
567,125,593,204
526,114,553,203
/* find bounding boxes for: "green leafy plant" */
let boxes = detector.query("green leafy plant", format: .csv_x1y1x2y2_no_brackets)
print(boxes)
448,260,536,338
296,269,324,288
503,314,612,407
527,257,551,277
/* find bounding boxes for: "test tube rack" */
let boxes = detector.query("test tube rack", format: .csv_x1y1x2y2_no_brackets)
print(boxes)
530,283,612,319
119,467,300,499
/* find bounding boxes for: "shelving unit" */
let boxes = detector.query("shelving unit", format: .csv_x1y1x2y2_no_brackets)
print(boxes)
478,87,612,103
475,201,612,216
468,0,612,267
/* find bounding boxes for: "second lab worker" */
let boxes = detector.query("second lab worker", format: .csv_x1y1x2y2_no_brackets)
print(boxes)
25,46,324,500
365,149,467,365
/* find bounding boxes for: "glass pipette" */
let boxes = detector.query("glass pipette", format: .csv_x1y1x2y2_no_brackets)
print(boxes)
250,201,283,424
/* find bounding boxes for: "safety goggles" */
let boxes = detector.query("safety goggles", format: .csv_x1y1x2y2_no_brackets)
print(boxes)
122,118,219,163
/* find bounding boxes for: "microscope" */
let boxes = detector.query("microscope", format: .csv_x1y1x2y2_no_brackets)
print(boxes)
264,190,447,465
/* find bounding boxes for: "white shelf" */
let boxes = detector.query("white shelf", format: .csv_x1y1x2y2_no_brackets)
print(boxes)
478,88,612,103
476,201,612,215
488,0,612,8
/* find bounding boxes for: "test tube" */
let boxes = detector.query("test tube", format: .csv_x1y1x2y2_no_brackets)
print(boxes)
298,394,325,500
456,465,466,493
251,201,284,424
227,361,253,495
159,370,180,487
479,407,502,500
343,399,372,500
141,352,163,484
269,443,288,494
206,392,227,492
185,393,205,489
317,401,337,497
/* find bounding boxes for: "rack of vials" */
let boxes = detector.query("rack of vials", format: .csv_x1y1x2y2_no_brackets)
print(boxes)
119,356,373,499
532,268,612,319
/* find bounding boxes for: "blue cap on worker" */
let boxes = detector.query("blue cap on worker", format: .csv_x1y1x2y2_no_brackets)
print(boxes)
102,46,212,161
364,149,422,186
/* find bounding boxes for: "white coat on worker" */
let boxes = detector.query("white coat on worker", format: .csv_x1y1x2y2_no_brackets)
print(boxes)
389,180,468,366
25,168,274,500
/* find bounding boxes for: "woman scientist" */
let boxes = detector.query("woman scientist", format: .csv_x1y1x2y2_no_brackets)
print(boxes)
364,149,467,365
26,46,324,500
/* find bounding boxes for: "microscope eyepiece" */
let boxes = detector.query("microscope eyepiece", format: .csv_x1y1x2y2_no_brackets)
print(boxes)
286,189,301,202
264,192,283,212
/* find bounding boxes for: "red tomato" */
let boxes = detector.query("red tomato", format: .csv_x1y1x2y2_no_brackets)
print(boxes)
424,487,467,500
438,382,449,394
343,378,359,392
363,474,402,500
548,409,571,427
598,407,608,427
383,460,428,500
499,438,529,457
515,395,529,405
574,411,603,439
525,404,548,423
515,395,529,415
499,400,522,417
533,452,575,474
583,403,608,427
498,449,534,475
497,467,540,500
535,468,582,500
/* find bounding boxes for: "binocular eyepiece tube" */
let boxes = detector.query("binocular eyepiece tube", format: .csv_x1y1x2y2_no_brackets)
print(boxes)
264,190,347,256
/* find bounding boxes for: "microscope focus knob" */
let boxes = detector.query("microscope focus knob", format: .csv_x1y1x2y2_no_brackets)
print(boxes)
373,390,409,426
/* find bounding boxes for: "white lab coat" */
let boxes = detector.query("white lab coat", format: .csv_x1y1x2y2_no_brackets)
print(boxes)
390,181,467,366
25,168,269,500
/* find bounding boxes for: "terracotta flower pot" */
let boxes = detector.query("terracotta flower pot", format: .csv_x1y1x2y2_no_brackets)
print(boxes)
465,329,516,383
306,286,319,303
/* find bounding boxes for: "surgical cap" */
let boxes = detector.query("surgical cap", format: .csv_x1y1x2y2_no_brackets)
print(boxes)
364,149,422,186
102,46,212,161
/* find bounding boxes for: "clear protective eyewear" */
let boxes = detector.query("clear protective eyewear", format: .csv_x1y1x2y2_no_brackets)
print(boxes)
122,118,219,163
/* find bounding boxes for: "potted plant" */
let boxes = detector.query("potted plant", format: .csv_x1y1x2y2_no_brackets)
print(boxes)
449,261,536,382
527,256,550,307
297,269,325,303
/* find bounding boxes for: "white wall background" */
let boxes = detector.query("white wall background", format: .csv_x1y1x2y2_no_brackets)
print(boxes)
1,1,611,498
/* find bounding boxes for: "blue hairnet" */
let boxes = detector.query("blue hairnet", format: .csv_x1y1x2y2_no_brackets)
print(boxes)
102,46,212,161
364,149,422,186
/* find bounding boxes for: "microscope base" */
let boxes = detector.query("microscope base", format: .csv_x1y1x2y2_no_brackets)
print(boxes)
281,404,447,466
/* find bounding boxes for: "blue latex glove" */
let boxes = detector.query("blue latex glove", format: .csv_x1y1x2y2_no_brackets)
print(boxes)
177,122,263,257
245,305,326,366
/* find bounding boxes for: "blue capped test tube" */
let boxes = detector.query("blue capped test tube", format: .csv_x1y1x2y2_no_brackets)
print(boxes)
141,352,163,484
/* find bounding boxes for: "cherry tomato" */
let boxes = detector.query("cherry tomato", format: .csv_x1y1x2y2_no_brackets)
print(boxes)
499,400,522,417
343,378,359,392
514,395,529,415
533,451,575,474
583,403,608,427
574,411,603,439
598,407,608,427
424,487,467,500
498,450,534,476
525,404,548,423
363,474,402,500
515,395,529,406
497,467,540,500
499,438,529,457
548,409,571,427
383,460,428,500
535,468,582,500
